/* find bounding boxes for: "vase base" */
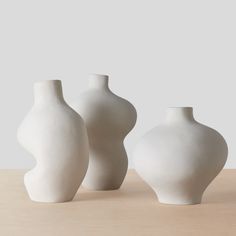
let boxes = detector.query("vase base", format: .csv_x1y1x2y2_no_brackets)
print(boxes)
28,195,74,203
82,184,121,191
155,190,202,205
158,199,201,205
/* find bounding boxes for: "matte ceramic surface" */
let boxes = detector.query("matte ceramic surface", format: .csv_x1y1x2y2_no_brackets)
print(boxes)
71,74,137,190
17,80,89,202
133,107,228,205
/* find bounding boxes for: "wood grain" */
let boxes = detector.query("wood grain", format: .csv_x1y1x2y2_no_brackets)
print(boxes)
0,170,235,236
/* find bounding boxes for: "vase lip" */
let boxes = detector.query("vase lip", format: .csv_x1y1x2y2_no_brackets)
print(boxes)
34,79,61,86
88,74,110,90
166,107,195,122
89,73,109,79
33,79,64,104
168,106,193,109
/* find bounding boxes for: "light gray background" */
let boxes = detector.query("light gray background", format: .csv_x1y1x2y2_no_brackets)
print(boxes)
0,1,235,169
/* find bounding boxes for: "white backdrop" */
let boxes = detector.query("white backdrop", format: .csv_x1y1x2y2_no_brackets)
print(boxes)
0,0,235,168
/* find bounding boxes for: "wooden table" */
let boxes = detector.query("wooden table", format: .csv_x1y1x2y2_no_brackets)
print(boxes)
0,170,236,236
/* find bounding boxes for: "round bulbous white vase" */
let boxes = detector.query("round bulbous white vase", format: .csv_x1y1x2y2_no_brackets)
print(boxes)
17,80,89,203
71,74,137,190
133,107,228,205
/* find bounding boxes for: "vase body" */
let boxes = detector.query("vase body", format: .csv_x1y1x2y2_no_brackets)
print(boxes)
133,107,228,205
71,74,137,190
17,80,89,202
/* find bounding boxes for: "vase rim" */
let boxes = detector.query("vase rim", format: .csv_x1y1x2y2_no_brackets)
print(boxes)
166,107,194,122
89,73,109,79
88,74,110,90
34,80,61,86
167,107,193,110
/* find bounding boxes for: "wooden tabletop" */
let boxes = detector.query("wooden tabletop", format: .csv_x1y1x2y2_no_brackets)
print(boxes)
0,169,236,236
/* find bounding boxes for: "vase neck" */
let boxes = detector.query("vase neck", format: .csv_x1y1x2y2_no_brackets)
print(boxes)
88,74,109,90
165,107,195,123
34,80,64,105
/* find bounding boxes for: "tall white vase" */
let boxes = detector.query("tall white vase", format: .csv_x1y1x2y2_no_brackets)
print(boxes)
71,74,137,190
133,107,228,205
17,80,89,203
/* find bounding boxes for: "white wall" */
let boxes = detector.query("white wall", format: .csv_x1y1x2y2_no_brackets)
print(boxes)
0,0,235,169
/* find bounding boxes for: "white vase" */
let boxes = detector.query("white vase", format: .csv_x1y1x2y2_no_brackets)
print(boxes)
133,107,228,205
17,80,89,202
71,74,137,190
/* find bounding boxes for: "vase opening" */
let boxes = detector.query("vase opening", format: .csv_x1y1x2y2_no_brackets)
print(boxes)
34,80,64,105
166,107,195,123
89,74,109,90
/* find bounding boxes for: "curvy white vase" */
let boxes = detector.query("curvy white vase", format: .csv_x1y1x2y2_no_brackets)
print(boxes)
17,80,89,203
133,107,228,205
71,74,137,190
